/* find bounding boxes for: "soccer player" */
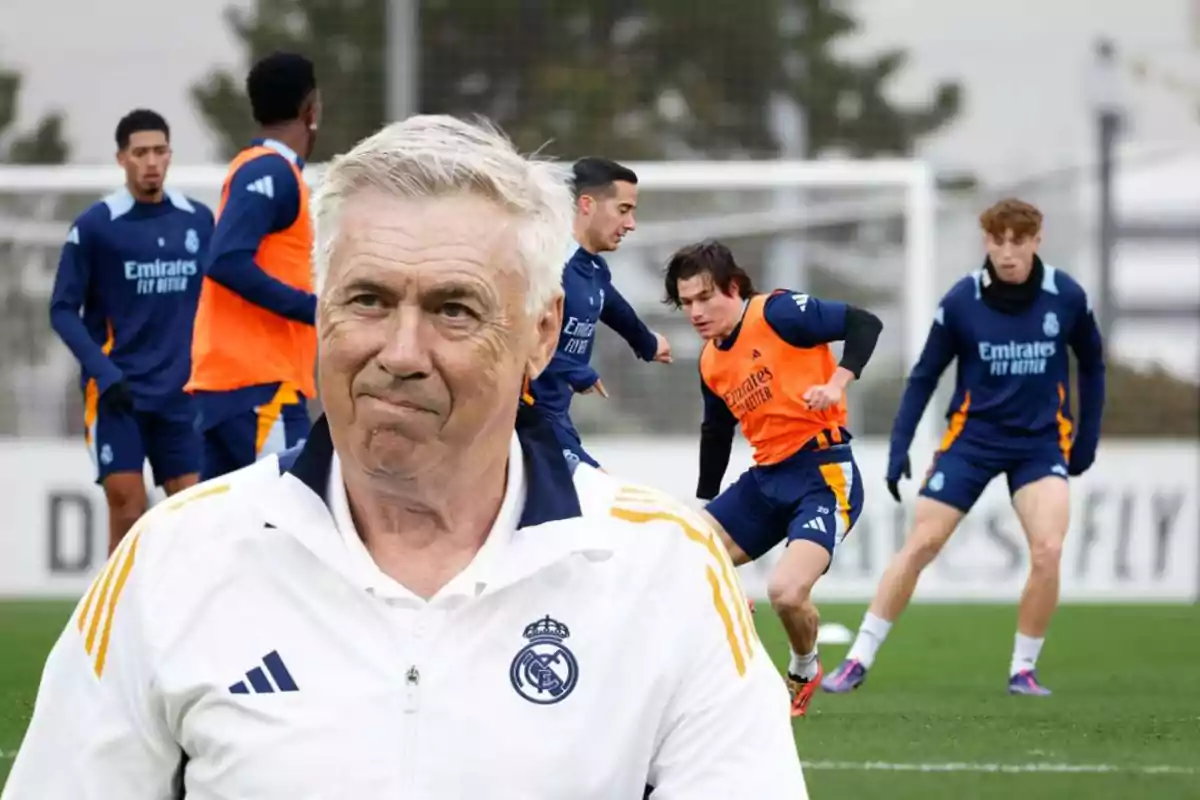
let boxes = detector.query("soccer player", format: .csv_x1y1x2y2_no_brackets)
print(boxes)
48,109,213,554
4,115,808,800
824,199,1106,697
186,52,320,479
525,157,672,469
664,240,884,717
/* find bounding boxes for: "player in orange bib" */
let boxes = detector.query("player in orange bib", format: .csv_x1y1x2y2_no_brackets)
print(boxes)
664,240,883,717
186,53,320,479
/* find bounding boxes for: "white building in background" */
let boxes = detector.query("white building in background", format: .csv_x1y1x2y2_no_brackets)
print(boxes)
1108,150,1200,382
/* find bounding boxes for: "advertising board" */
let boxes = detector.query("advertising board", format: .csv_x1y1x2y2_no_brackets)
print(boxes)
1,438,1196,602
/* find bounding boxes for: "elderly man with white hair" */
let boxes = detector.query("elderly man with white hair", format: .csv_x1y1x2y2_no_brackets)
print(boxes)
2,116,807,800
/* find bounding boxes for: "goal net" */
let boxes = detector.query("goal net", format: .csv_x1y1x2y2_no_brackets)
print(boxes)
0,160,937,448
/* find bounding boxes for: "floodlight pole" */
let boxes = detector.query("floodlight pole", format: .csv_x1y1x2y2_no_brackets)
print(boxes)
1091,37,1200,339
385,0,419,121
1092,38,1123,342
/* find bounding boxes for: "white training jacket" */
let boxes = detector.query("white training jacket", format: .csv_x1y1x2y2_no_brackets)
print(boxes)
3,413,807,800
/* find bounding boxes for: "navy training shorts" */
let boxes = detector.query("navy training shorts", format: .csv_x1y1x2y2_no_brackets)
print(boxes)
918,436,1068,513
200,394,310,481
88,392,201,486
706,443,864,561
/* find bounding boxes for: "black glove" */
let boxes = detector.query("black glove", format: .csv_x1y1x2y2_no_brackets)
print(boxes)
99,381,135,416
886,454,911,503
1067,449,1095,477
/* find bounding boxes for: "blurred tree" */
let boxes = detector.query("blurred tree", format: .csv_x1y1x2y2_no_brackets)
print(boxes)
1081,361,1199,439
856,360,1200,440
191,0,966,438
192,0,961,161
779,0,960,158
0,68,69,165
0,63,71,434
192,0,383,162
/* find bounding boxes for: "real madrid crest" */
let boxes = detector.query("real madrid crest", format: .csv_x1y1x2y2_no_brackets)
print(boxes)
1042,311,1059,338
185,228,200,255
510,615,579,705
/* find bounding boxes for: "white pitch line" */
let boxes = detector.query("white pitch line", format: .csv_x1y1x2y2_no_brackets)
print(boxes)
3,749,1193,778
801,761,1198,776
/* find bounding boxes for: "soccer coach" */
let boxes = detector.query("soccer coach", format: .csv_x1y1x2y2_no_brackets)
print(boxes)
3,116,807,799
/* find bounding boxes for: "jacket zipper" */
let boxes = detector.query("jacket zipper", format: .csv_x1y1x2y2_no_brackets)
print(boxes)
401,663,421,793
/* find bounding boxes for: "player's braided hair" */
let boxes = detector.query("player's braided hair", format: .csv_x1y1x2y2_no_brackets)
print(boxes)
247,52,317,126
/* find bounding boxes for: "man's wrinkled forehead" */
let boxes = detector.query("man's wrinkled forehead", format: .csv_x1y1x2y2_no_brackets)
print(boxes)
325,191,525,295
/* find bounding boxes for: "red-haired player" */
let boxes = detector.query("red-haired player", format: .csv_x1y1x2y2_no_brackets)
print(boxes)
825,199,1106,697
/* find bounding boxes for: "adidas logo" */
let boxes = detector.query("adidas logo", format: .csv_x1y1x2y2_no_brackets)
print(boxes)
229,650,299,695
801,517,827,533
246,176,275,199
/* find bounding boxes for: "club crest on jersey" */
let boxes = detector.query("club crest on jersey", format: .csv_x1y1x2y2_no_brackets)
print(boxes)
509,615,579,705
185,228,200,254
1042,311,1059,338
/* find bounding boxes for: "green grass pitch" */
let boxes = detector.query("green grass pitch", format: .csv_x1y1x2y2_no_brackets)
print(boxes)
2,601,1198,798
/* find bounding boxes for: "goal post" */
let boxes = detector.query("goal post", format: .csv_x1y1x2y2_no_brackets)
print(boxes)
619,159,938,449
0,159,938,448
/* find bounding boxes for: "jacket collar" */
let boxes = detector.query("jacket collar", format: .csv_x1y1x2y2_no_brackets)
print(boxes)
568,240,607,273
252,137,305,169
978,254,1045,315
279,409,582,529
267,410,599,601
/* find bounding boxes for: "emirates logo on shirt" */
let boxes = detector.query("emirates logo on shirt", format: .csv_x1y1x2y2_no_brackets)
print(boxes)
723,366,774,418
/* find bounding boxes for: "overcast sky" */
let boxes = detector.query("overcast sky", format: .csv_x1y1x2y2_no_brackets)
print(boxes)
1,0,1197,178
2,0,1197,377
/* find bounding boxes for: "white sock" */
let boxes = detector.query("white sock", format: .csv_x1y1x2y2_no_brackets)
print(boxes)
1010,633,1044,676
846,612,892,670
788,649,820,681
